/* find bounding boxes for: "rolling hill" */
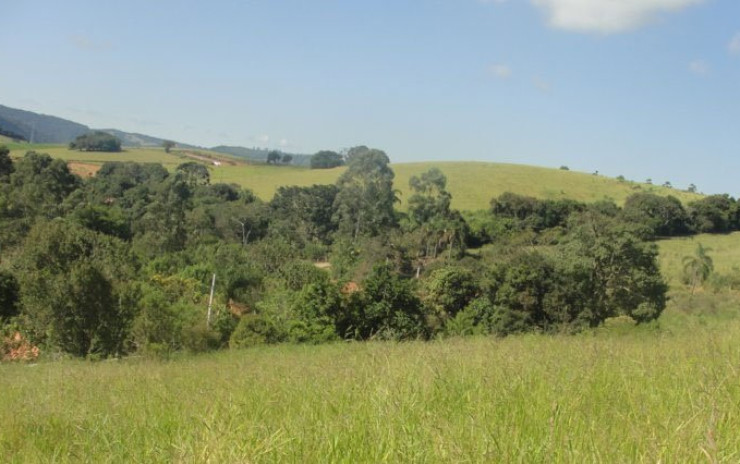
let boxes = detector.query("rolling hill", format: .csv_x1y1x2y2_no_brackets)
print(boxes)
0,104,705,210
6,143,702,210
0,104,194,148
0,104,89,143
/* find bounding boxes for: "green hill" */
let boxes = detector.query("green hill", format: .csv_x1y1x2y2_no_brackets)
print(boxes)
0,104,89,143
658,232,740,287
6,144,702,210
210,160,701,210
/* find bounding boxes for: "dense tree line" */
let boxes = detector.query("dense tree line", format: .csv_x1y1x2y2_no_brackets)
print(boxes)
4,144,719,359
69,131,122,152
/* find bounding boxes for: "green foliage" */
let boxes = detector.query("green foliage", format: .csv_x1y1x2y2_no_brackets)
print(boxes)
681,243,714,294
69,131,122,152
4,151,80,229
333,147,397,239
310,150,344,169
289,279,341,343
444,297,495,336
132,175,192,255
490,192,585,232
348,264,427,340
0,145,13,179
17,220,136,357
622,192,690,236
688,194,738,233
270,184,338,245
229,314,277,348
564,212,668,324
422,266,478,322
405,168,467,266
176,162,210,186
0,270,20,320
131,271,221,356
267,150,282,164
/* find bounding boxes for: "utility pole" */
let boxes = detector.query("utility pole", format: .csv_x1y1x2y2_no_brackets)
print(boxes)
207,273,216,328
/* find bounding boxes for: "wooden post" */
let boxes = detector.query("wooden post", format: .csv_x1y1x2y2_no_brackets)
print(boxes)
207,273,216,328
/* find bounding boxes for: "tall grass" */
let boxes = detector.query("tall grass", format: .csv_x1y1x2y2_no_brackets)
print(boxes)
3,316,740,462
658,232,740,286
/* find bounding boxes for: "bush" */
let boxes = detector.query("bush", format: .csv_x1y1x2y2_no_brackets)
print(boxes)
423,266,478,326
229,314,280,348
350,264,428,340
69,131,122,152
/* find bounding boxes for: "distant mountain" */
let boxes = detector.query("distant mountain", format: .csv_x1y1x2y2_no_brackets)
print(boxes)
211,145,312,166
0,104,195,148
98,129,197,149
0,104,89,143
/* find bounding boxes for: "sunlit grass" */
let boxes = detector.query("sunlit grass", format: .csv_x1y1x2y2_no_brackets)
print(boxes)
2,318,740,462
658,232,740,287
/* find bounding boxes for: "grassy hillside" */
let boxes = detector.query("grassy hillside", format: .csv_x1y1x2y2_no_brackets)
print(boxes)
210,161,701,210
658,232,740,287
6,144,702,210
2,321,739,462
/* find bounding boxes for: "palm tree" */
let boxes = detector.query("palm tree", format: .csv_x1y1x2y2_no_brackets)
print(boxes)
682,243,714,295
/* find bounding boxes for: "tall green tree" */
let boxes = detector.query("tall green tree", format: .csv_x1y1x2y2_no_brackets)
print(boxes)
176,162,210,187
682,243,713,295
622,193,690,237
270,184,338,245
267,150,282,164
69,131,122,152
333,147,397,240
310,150,344,169
406,168,467,272
563,212,667,323
18,220,136,357
0,145,13,179
0,270,20,321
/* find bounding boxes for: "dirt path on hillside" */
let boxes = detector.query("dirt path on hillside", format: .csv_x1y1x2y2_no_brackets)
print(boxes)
179,150,242,166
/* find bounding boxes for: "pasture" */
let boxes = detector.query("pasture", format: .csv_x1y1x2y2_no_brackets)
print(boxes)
2,313,739,462
658,232,740,286
7,144,700,211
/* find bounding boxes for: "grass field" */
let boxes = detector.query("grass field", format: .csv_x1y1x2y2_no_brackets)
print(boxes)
2,315,740,462
658,232,740,287
6,144,701,210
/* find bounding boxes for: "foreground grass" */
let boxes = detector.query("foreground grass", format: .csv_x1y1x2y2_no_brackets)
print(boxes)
3,315,740,462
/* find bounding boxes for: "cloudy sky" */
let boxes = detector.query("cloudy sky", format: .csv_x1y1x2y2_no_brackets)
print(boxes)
1,0,739,195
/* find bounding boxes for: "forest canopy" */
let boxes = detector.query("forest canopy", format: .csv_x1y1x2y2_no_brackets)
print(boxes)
3,144,730,359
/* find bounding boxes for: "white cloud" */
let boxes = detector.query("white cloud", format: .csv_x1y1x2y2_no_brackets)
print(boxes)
488,64,512,79
279,138,289,147
531,0,705,34
689,60,709,75
729,33,740,55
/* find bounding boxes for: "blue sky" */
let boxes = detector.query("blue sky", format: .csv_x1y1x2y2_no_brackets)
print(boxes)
1,0,740,195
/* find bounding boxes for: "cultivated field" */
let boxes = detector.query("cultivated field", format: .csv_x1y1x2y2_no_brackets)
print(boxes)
2,313,739,462
7,144,701,210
